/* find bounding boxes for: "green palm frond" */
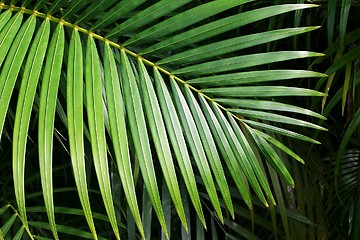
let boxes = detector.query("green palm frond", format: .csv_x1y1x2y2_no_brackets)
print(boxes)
0,1,326,239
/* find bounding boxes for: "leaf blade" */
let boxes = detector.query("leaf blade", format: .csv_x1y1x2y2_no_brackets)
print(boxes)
38,22,64,240
158,27,319,65
120,50,168,237
170,78,223,223
154,68,205,228
143,4,317,55
85,36,120,240
67,29,97,239
184,87,234,218
174,51,323,76
123,0,249,46
103,43,144,238
106,0,191,38
199,95,252,210
188,70,326,86
6,14,37,227
138,59,187,230
201,86,324,97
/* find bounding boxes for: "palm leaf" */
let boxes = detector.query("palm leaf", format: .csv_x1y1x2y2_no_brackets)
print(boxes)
0,1,325,239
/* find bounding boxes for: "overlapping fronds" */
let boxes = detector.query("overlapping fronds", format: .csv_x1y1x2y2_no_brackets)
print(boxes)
0,1,325,239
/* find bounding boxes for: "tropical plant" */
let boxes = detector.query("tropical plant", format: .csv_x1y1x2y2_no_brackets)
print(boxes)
0,0,327,239
305,1,360,239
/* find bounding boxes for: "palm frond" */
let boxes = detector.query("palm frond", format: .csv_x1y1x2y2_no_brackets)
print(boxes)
0,1,325,239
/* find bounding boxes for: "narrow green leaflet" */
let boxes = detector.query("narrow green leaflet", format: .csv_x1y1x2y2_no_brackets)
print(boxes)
120,50,168,237
229,109,326,131
103,43,144,239
243,120,320,144
28,221,107,240
318,45,360,82
184,86,234,218
91,0,146,31
75,0,117,25
106,0,191,38
12,226,24,240
1,14,36,227
158,27,319,65
0,12,23,69
48,0,69,15
61,0,89,19
154,68,205,228
26,206,126,227
188,70,326,86
173,51,323,76
0,205,9,216
223,218,260,240
215,99,325,119
19,0,32,7
247,127,295,187
142,4,317,55
1,214,16,237
256,131,305,164
201,86,324,97
85,36,120,240
170,77,223,223
67,29,97,239
138,59,187,230
210,103,268,206
327,0,336,46
199,95,252,210
266,163,291,240
33,0,48,10
0,10,12,33
227,113,276,205
12,17,49,236
38,22,64,240
339,0,351,47
123,0,249,46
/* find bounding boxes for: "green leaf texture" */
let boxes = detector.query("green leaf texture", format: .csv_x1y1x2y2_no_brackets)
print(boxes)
0,1,325,239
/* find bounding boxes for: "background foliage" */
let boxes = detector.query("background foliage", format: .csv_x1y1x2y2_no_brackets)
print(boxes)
0,0,359,239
